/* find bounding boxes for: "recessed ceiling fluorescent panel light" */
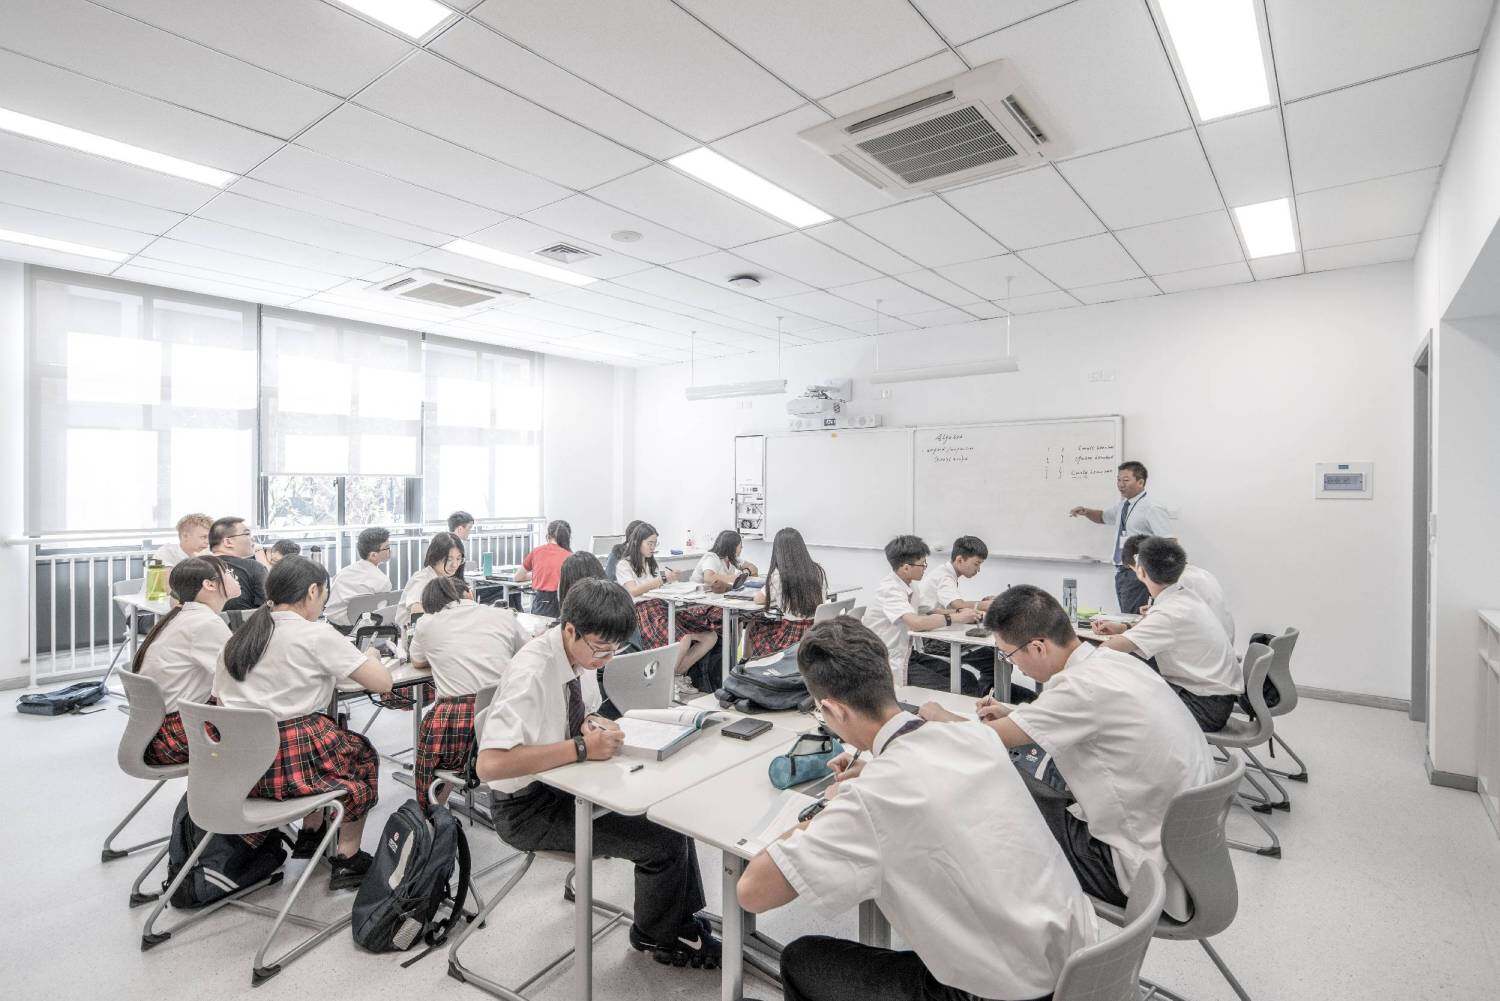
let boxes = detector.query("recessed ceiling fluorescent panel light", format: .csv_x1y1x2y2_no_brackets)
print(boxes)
1156,0,1271,121
0,107,236,186
0,227,128,262
668,148,832,227
684,379,788,401
334,0,452,38
442,239,598,287
1233,198,1297,258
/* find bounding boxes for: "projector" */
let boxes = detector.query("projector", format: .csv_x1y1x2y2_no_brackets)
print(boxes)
785,379,852,417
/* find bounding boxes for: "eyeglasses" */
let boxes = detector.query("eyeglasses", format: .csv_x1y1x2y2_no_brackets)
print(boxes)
907,560,928,569
578,636,617,659
996,638,1038,667
228,530,253,539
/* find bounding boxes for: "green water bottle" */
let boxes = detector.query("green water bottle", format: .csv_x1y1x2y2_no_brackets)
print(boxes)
145,558,168,602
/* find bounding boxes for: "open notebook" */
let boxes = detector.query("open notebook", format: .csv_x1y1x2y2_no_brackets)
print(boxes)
616,707,728,761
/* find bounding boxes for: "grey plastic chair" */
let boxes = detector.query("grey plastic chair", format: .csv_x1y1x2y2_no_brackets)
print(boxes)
140,700,352,987
105,672,188,906
1208,643,1283,858
812,598,855,623
1055,862,1166,1001
1257,628,1306,782
1093,757,1254,1001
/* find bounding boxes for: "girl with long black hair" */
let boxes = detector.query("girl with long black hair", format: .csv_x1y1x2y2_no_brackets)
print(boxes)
613,521,718,698
396,531,464,627
746,527,828,659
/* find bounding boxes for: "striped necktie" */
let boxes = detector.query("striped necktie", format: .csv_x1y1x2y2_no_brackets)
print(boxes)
565,676,586,738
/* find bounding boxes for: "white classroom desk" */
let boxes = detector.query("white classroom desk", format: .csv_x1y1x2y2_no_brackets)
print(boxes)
467,570,533,606
113,592,172,663
908,621,1005,695
664,583,863,676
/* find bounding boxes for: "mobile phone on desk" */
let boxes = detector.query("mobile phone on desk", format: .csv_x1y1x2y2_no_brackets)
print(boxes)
722,717,773,740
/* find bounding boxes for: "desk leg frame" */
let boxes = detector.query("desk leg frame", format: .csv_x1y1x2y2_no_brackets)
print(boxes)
858,900,890,949
575,796,593,1001
948,641,961,694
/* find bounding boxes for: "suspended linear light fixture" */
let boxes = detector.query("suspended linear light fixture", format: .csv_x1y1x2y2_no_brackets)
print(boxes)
869,280,1020,383
684,320,789,400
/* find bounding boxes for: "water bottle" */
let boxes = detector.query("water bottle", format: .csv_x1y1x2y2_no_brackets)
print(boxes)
1062,578,1078,622
145,557,168,602
685,527,696,550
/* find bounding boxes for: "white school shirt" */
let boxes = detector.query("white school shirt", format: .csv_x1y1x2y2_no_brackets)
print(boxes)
690,553,736,584
920,560,965,609
766,567,826,621
396,566,438,627
768,713,1099,999
1127,582,1242,696
1102,492,1173,565
136,601,231,712
1009,643,1217,920
477,628,584,794
212,611,367,721
1177,564,1234,644
152,542,195,567
862,572,918,680
325,559,393,626
614,559,659,602
408,600,531,699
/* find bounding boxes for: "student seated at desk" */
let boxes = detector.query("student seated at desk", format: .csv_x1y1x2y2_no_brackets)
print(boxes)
1118,534,1234,642
691,530,758,592
746,527,826,660
738,617,1098,1001
153,512,211,566
603,518,645,582
919,585,1215,921
518,519,572,617
264,539,301,567
211,516,267,612
1092,537,1242,732
916,535,999,692
325,527,393,628
862,535,979,687
131,556,239,765
448,510,475,580
475,579,722,970
614,521,716,697
560,552,637,719
213,556,393,887
409,577,531,811
396,532,463,629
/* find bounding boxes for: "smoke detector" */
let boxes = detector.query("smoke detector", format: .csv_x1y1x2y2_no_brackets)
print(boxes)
727,274,761,289
371,270,529,308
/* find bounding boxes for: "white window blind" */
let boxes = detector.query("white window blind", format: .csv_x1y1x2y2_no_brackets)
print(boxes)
28,270,257,532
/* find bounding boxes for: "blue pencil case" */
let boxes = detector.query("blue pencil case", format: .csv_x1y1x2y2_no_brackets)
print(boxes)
768,729,844,790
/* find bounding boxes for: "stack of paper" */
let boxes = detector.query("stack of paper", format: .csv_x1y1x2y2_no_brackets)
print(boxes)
616,707,727,760
737,790,820,855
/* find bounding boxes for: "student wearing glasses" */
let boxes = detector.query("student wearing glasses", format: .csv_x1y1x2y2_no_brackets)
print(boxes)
396,532,464,628
210,516,267,612
614,520,717,698
862,536,978,685
325,527,394,628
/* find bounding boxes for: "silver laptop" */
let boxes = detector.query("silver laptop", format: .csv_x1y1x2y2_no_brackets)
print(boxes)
602,646,681,713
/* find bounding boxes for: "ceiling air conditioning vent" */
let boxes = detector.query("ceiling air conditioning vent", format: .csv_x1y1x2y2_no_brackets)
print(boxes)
534,243,598,265
370,270,529,309
799,61,1067,194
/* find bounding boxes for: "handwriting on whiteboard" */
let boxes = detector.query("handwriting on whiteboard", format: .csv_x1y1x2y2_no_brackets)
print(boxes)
922,431,1116,480
922,431,975,464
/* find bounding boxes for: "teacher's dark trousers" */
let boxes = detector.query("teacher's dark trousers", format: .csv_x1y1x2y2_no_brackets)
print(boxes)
1114,564,1150,615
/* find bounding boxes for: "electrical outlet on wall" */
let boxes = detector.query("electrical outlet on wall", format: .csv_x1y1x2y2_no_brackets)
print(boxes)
879,388,893,399
737,400,753,410
1088,369,1116,383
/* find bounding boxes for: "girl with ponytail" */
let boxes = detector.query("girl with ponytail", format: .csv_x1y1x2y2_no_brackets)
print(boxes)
395,531,464,628
613,520,720,698
213,555,394,887
518,518,573,617
132,556,239,766
745,527,828,659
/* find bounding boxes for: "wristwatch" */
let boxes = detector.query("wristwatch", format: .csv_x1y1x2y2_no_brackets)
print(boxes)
942,611,953,626
573,735,588,763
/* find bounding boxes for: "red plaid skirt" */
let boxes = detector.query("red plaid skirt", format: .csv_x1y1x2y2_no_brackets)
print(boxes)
636,599,722,649
743,617,812,661
250,713,379,824
143,710,190,767
414,694,476,811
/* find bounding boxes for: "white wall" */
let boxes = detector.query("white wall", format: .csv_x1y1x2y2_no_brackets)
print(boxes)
542,354,633,549
634,263,1415,700
0,260,27,686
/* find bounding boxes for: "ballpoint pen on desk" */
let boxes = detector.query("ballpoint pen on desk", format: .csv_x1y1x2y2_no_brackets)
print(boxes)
797,748,863,823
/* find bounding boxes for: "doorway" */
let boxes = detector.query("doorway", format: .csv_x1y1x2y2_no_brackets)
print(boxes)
1411,336,1432,723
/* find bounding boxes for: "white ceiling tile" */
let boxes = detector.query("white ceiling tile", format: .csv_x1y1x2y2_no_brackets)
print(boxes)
820,52,968,117
1151,261,1253,294
114,264,301,306
194,193,430,262
524,194,716,265
768,289,877,326
1284,56,1475,191
1303,235,1419,273
0,202,155,254
130,255,325,298
963,299,1007,318
1199,109,1293,207
469,0,803,141
169,217,392,276
93,0,411,96
1268,0,1490,100
1058,130,1224,229
1002,289,1081,314
943,166,1104,250
904,306,981,328
845,315,916,336
589,165,789,246
803,221,918,274
711,105,894,218
597,323,696,350
1249,253,1305,281
669,251,812,299
0,171,183,234
142,238,348,292
532,287,704,333
0,133,214,213
0,50,282,174
734,232,880,288
504,298,638,331
829,276,948,316
1115,211,1243,276
296,105,569,215
0,242,121,275
1296,169,1440,250
935,254,1057,298
4,0,340,139
910,1,1074,46
430,19,696,160
402,247,587,299
460,218,652,280
849,196,1007,267
225,178,456,247
612,266,774,316
677,0,945,97
894,269,983,306
958,0,1190,155
1016,233,1143,287
1071,277,1160,304
356,52,648,190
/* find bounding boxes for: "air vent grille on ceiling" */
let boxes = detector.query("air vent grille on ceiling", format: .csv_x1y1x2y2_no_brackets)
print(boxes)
534,243,598,265
371,269,528,309
856,106,1018,184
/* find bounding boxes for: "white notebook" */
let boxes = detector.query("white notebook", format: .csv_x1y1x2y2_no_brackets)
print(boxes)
615,707,725,760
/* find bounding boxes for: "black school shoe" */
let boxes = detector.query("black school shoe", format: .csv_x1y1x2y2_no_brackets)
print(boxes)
291,824,326,859
327,850,373,891
628,915,722,969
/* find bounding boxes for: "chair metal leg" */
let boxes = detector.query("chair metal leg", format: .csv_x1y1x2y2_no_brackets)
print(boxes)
1242,747,1291,812
359,705,383,736
1261,732,1309,782
1227,797,1281,859
140,833,285,950
129,841,172,907
1136,941,1252,1001
252,800,352,987
102,779,173,861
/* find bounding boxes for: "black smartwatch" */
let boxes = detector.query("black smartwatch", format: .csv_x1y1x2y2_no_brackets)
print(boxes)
573,735,588,763
942,611,953,626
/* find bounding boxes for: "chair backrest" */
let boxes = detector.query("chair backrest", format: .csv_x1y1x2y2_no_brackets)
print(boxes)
114,576,146,597
601,646,681,713
219,609,252,632
1233,643,1276,744
177,700,283,836
590,533,624,557
475,683,497,717
345,589,402,625
1054,862,1167,1001
1161,756,1245,939
370,603,402,627
812,598,855,623
1263,627,1300,716
849,605,867,621
116,671,175,779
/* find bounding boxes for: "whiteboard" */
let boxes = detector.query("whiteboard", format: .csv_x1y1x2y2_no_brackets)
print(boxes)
764,429,913,549
914,417,1121,561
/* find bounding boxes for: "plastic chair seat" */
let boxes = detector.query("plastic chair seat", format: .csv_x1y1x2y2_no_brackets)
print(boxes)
1091,899,1198,942
227,791,346,836
1207,715,1262,748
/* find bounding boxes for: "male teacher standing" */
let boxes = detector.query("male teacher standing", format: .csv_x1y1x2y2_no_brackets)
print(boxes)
1070,460,1172,613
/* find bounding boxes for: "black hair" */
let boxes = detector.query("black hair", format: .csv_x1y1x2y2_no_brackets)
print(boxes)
222,556,331,682
709,530,742,565
610,519,645,562
951,536,988,561
447,510,475,532
624,521,659,578
424,531,462,571
209,516,245,549
766,527,824,619
1135,536,1186,586
131,556,230,674
422,575,470,615
559,578,636,644
984,585,1076,647
1121,533,1154,568
558,551,606,607
1118,460,1148,483
271,539,301,558
357,527,390,560
883,534,930,571
547,519,573,551
796,617,899,719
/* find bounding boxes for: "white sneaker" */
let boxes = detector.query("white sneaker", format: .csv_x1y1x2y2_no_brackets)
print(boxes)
674,676,699,702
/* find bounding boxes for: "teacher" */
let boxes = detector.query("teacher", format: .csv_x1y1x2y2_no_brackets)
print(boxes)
1069,460,1172,613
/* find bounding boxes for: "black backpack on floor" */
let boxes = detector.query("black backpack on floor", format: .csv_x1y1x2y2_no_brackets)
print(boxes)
16,681,107,716
715,643,813,713
352,799,471,955
164,793,289,908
